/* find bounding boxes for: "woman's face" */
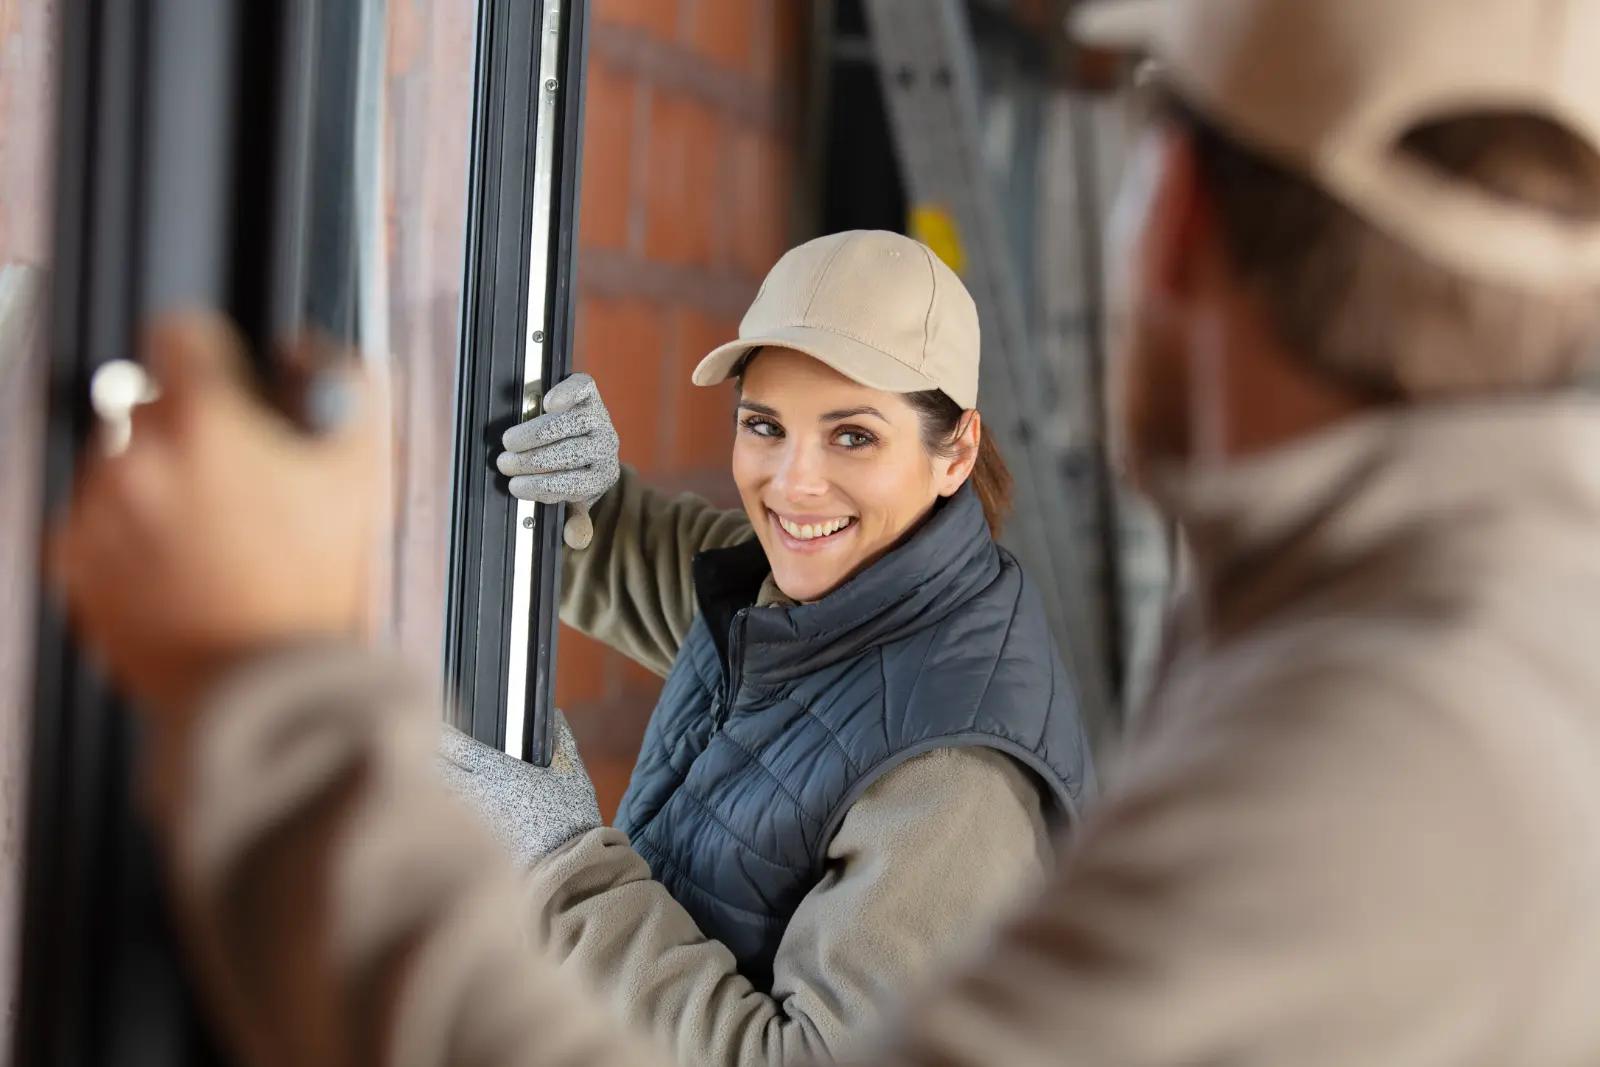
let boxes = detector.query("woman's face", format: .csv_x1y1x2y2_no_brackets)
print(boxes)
733,349,969,603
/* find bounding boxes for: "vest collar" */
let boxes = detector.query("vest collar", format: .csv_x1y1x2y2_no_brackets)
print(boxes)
693,484,1001,685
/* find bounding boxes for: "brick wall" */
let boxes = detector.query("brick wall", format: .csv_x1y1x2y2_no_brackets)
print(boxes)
382,0,477,678
560,0,812,816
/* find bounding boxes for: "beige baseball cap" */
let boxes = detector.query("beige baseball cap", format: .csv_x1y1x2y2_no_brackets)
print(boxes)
1070,0,1600,290
692,230,982,409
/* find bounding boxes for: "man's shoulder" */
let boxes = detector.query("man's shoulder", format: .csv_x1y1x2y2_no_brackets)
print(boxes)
1142,608,1600,856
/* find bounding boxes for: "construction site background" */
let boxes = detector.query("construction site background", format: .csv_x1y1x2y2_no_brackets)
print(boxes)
0,0,1168,842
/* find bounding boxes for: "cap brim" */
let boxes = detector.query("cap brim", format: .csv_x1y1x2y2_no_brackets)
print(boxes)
691,324,951,401
1068,0,1169,51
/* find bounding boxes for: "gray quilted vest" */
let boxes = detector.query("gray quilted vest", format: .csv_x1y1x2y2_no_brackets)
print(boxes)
614,486,1096,989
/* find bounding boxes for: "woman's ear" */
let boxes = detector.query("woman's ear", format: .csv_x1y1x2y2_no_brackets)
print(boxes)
936,410,982,496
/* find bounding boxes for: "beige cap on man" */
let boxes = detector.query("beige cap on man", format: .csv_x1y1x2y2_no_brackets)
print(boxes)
692,230,982,410
1072,0,1600,291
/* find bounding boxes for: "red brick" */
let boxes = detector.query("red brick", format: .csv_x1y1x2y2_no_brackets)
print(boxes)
573,295,668,473
590,760,633,822
686,0,757,74
643,91,722,267
565,691,658,820
593,0,679,39
678,386,738,473
671,308,741,471
621,653,666,698
578,56,636,251
555,626,609,708
754,0,809,91
730,128,794,278
708,113,739,274
566,720,641,821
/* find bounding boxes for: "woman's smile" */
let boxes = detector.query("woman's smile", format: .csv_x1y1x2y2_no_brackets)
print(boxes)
769,509,860,553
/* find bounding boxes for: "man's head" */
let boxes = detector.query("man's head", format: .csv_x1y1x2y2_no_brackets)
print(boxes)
1091,0,1600,485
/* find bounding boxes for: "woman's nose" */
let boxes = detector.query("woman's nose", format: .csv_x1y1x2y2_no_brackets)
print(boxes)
772,440,830,501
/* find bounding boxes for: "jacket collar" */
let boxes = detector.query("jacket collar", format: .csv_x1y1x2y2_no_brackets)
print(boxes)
1150,395,1600,642
693,484,1001,685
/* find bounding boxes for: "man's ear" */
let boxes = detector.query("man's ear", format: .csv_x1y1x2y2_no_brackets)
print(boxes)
1140,126,1211,309
937,410,983,497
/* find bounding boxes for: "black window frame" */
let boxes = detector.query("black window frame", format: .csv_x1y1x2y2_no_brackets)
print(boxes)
16,2,381,1060
4,0,597,1058
444,0,590,767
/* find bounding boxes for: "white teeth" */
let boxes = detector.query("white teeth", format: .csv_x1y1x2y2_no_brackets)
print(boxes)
778,515,852,541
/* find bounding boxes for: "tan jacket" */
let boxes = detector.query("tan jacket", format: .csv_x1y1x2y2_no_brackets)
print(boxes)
150,400,1600,1066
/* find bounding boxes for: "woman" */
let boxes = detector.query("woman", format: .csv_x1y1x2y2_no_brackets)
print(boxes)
477,230,1094,1065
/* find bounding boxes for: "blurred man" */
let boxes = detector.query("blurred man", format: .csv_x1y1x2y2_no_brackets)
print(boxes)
53,0,1600,1063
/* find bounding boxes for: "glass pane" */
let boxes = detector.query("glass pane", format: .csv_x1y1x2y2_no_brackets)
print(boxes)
375,1,479,674
0,0,57,1032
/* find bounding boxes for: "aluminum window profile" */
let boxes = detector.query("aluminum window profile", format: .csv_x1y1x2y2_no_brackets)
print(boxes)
13,2,383,1063
443,0,590,767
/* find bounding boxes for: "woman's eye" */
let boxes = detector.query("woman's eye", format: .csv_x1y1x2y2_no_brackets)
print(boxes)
741,416,783,438
836,429,876,449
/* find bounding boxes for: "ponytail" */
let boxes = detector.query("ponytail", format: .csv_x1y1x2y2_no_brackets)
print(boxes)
904,390,1014,538
968,428,1014,538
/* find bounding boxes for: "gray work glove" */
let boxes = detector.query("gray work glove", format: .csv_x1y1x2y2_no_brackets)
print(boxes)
436,714,601,867
497,372,620,550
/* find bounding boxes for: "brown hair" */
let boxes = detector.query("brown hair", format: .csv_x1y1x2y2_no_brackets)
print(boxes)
1166,95,1600,396
904,389,1013,538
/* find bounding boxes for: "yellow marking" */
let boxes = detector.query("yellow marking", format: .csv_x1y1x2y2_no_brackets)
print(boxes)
909,205,966,274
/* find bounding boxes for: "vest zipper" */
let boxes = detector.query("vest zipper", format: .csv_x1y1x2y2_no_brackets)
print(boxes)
713,609,750,735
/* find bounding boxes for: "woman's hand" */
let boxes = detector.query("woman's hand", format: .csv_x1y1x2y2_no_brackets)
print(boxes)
50,311,381,720
497,373,620,549
436,712,601,865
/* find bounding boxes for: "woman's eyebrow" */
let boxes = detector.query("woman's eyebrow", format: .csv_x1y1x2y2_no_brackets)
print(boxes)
737,399,782,418
821,406,888,424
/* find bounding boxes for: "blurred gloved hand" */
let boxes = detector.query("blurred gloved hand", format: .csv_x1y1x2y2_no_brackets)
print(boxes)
437,713,601,867
497,373,620,550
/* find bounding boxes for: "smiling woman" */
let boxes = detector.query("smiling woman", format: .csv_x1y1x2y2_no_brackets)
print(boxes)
733,348,984,603
467,229,1097,1065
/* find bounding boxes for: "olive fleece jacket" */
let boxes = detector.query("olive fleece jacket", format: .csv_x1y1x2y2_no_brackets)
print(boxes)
531,467,1056,1065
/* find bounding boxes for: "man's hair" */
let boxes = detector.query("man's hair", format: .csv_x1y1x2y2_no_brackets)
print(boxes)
1166,94,1600,396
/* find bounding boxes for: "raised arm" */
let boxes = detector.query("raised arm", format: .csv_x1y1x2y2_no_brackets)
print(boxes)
560,466,752,675
498,373,752,676
521,747,1050,1066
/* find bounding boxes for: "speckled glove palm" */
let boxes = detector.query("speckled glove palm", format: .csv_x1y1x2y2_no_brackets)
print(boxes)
497,372,620,550
436,713,601,867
